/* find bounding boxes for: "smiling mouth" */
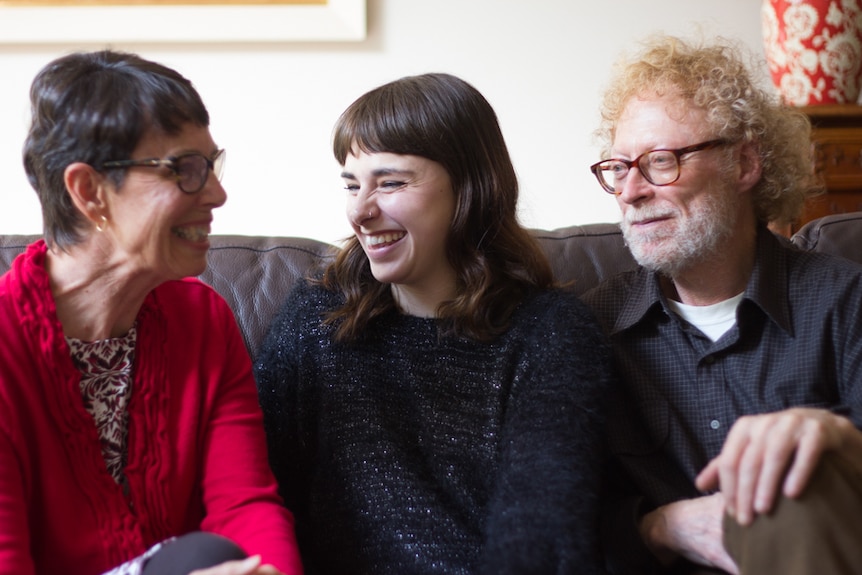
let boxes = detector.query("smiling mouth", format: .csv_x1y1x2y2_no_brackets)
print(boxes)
365,231,406,248
632,217,666,226
626,211,674,227
172,226,210,242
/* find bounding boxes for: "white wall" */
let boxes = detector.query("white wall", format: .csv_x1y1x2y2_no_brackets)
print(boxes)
0,0,766,244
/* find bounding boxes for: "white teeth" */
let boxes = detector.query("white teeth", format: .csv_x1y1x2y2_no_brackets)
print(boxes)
173,226,209,242
366,232,405,246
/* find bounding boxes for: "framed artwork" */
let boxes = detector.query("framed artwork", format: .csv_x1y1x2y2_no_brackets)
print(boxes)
0,1,327,4
0,0,366,43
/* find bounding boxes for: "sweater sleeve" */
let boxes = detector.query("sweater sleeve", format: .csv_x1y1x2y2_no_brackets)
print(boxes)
600,469,664,574
0,257,38,575
0,429,35,575
253,281,312,517
478,292,612,575
192,286,303,574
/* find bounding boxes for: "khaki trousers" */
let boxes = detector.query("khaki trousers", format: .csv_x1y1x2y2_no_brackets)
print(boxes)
723,452,862,575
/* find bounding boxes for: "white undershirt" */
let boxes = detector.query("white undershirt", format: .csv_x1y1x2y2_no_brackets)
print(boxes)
666,292,745,342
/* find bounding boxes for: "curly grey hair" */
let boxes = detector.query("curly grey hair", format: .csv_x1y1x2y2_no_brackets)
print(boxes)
596,35,821,226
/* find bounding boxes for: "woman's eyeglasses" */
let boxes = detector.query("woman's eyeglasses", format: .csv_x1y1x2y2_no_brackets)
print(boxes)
102,149,226,194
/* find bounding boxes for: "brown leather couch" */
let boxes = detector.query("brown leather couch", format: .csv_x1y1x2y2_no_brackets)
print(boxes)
1,212,860,359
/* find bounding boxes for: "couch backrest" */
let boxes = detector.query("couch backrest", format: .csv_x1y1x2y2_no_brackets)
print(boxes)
197,224,639,356
199,235,334,357
1,212,859,358
789,211,862,265
200,224,640,356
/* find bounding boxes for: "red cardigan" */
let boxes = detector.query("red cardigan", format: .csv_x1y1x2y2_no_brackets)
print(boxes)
0,241,303,575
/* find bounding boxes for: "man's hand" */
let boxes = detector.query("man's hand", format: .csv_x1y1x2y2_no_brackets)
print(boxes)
190,555,286,575
695,407,855,526
639,492,738,574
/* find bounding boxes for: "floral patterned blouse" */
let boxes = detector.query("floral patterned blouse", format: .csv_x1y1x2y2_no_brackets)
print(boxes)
67,325,171,575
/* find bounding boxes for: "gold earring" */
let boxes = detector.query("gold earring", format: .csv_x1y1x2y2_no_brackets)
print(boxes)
96,215,107,232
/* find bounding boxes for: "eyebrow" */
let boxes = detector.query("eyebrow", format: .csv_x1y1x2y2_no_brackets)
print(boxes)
164,146,220,159
340,168,416,179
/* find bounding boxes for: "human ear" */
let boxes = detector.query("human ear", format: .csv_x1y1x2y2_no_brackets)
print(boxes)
737,142,763,194
63,162,109,228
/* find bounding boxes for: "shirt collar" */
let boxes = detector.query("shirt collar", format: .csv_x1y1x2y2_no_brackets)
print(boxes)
611,226,793,336
744,226,793,334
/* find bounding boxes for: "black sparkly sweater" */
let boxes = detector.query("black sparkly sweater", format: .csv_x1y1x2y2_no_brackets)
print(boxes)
255,280,613,575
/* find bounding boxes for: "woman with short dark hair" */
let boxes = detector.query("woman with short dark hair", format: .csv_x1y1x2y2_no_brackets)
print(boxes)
2,50,303,575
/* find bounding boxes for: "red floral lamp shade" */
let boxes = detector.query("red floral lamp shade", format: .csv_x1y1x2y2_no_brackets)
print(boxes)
762,0,862,105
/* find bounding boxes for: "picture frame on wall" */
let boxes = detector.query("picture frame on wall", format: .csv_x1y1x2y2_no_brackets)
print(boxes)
0,0,366,43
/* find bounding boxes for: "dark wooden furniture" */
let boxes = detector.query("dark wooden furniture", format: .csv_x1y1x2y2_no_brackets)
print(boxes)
801,104,862,227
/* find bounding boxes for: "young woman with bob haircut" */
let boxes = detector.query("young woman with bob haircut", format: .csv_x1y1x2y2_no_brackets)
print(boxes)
256,72,612,575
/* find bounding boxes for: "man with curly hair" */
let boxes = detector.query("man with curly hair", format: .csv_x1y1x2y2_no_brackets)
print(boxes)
584,35,862,575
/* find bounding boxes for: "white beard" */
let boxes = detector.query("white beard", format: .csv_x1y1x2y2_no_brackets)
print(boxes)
621,186,737,277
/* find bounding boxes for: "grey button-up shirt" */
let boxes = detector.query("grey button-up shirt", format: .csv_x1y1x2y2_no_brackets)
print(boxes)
584,227,862,574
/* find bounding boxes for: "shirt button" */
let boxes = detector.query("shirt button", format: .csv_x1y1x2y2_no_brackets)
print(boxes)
710,419,721,430
704,355,715,364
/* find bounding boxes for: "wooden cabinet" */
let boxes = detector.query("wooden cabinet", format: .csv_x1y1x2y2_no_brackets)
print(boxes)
800,104,862,227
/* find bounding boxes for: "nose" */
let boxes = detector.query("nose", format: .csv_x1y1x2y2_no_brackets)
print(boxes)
347,187,379,227
201,171,227,208
615,167,653,206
